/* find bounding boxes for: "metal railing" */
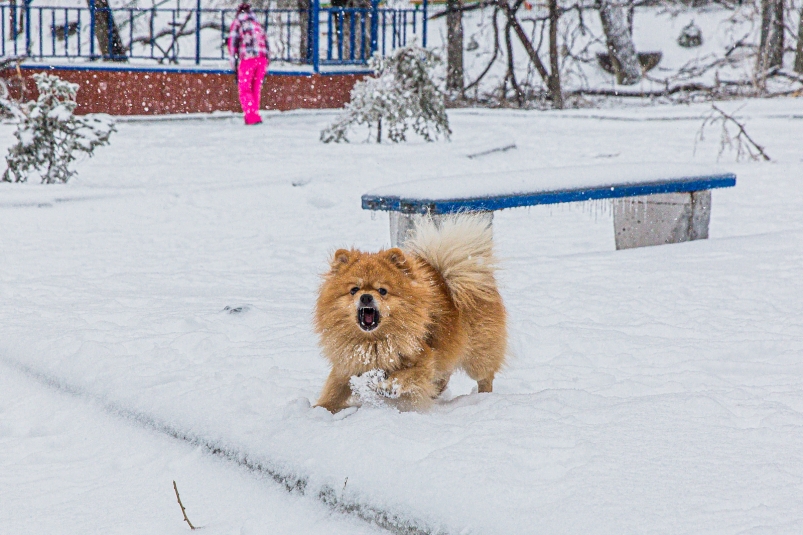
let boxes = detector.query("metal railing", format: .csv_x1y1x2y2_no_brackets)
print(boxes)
0,0,428,70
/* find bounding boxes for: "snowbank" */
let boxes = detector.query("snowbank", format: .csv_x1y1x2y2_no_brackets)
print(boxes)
1,101,802,534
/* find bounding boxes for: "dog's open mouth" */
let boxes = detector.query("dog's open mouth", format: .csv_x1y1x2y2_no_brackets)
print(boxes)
358,307,380,331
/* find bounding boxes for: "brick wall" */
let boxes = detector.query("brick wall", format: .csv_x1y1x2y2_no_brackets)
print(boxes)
3,66,364,115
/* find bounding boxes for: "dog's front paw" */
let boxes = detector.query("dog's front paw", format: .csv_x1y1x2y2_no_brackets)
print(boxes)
373,378,402,399
350,369,392,404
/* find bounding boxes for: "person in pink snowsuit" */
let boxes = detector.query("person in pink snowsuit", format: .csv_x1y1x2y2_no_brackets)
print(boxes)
228,3,269,125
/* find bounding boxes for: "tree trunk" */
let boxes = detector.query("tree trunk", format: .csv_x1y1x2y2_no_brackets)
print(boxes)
446,0,464,93
9,0,22,38
299,0,310,63
757,0,784,73
90,0,126,61
597,0,641,85
504,20,523,105
500,3,548,84
795,8,803,73
547,0,562,108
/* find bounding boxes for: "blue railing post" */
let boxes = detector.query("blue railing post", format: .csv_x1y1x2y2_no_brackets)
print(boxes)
1,1,424,67
89,0,95,58
305,1,312,63
311,0,319,73
24,0,31,56
422,0,427,48
195,0,201,64
11,4,17,40
107,5,113,59
369,0,378,59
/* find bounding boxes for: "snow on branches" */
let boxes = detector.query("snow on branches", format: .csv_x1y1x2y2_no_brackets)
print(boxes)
695,104,770,162
321,45,451,144
2,73,115,184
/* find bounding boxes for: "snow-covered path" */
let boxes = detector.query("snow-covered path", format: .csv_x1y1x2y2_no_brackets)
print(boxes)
2,101,803,534
0,361,386,535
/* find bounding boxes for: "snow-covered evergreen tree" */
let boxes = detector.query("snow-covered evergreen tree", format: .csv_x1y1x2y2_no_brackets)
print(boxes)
321,45,451,144
0,96,20,121
3,73,115,184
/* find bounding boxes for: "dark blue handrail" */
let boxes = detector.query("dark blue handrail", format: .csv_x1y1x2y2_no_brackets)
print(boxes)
0,1,427,70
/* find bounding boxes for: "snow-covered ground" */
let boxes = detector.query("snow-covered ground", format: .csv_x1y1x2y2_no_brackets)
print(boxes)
2,99,803,534
0,365,387,535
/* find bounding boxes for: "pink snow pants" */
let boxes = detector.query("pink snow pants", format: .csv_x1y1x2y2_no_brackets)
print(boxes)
237,56,268,125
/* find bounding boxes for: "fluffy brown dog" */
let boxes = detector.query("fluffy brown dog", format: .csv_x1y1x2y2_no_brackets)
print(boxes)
314,214,507,412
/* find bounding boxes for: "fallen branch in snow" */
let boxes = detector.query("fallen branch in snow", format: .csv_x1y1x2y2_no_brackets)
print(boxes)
695,104,771,162
771,69,803,85
569,83,712,97
568,77,762,98
172,480,197,530
467,143,517,159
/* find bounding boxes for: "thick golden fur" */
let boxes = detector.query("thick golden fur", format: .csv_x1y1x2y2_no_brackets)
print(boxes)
314,214,507,412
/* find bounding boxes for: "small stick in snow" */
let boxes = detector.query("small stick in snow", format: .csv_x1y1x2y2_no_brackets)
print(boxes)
173,480,197,530
467,143,517,159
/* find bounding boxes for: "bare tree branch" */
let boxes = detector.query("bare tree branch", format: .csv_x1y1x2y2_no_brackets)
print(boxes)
495,0,550,85
466,7,501,91
695,104,771,162
504,18,525,105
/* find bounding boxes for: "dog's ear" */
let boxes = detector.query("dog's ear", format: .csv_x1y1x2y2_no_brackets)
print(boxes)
383,248,410,272
330,249,354,271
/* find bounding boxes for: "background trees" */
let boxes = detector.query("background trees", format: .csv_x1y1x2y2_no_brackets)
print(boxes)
439,0,803,108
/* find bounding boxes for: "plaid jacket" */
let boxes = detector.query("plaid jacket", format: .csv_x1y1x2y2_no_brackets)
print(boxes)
228,12,269,61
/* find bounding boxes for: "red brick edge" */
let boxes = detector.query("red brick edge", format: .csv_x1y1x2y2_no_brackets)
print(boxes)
3,67,365,115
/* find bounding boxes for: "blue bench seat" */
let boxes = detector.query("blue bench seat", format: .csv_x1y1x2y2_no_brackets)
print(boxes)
361,163,736,250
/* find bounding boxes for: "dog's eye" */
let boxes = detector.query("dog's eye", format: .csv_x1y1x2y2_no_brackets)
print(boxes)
350,287,359,295
378,288,387,296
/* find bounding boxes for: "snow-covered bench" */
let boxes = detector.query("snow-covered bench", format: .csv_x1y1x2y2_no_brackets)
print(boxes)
361,163,737,250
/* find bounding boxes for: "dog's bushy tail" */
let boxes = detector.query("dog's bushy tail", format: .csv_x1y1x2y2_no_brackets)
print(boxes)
404,213,499,311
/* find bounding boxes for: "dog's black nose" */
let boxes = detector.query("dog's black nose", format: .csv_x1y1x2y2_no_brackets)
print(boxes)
360,294,373,305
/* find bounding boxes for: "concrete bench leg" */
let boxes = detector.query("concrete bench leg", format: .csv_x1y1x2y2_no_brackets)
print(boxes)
389,212,418,248
389,212,493,248
613,190,711,250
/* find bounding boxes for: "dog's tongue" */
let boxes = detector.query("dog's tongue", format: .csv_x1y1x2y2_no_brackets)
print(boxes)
364,310,375,324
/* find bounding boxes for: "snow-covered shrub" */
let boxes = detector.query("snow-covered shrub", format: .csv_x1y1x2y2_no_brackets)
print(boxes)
678,21,703,48
0,79,23,121
321,44,451,143
2,73,115,184
0,96,20,121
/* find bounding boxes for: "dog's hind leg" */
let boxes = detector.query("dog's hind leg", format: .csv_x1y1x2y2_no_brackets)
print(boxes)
476,376,494,393
462,333,506,394
433,375,451,397
459,292,507,395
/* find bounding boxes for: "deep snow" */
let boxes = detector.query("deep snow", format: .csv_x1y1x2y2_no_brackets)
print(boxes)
1,100,803,534
0,365,387,535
